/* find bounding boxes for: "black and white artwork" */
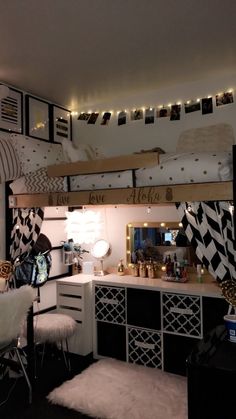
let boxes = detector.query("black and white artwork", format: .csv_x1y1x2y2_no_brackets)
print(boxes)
0,86,23,134
52,105,72,143
216,92,234,106
184,100,201,113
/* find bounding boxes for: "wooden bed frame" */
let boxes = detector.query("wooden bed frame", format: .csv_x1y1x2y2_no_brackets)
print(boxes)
8,150,234,208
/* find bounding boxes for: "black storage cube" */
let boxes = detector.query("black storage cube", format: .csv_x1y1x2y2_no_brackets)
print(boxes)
127,288,161,330
97,321,126,361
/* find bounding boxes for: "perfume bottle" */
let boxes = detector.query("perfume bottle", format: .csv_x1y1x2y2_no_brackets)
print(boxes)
117,259,125,275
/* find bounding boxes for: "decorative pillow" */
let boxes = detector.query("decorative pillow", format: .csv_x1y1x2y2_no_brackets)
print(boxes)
177,123,234,152
61,138,90,162
61,138,107,162
11,134,65,175
24,167,67,193
0,136,22,182
9,177,27,194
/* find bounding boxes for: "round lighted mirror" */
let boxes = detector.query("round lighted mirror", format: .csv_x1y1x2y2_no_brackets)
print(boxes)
91,239,110,259
91,239,111,276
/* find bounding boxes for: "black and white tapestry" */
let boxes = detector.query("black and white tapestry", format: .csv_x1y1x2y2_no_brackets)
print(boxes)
176,201,236,283
10,207,44,261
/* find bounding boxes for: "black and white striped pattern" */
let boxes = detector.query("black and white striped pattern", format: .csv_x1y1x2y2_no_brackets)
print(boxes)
176,201,236,283
10,208,44,261
0,137,21,182
25,167,66,193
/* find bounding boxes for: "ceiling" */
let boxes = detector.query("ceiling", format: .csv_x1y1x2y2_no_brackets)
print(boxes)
0,0,236,111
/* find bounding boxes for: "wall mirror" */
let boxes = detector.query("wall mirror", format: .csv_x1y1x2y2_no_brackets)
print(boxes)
126,221,195,266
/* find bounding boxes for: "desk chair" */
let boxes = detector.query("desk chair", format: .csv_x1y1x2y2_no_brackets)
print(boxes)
33,313,77,371
0,285,35,404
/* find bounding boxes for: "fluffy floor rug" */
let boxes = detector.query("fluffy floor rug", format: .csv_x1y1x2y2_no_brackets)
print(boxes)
47,358,187,419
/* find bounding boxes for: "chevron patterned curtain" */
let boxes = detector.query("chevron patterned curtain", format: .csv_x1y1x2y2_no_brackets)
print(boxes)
176,201,236,283
10,208,44,262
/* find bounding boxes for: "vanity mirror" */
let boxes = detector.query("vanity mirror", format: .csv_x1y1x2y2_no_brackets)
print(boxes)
91,239,111,276
126,222,194,266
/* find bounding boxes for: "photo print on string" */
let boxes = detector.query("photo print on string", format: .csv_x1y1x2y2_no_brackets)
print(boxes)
118,111,127,126
130,109,143,120
184,100,201,113
78,112,91,121
170,104,181,121
201,97,213,115
156,107,171,118
216,91,234,106
145,108,155,124
87,112,99,124
101,112,111,126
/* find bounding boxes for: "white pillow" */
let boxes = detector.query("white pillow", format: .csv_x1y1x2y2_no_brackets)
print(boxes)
177,123,234,152
11,134,65,175
9,176,26,194
61,138,89,162
62,138,108,162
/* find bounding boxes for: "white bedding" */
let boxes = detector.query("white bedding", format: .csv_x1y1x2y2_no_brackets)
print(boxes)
136,151,232,186
9,151,232,194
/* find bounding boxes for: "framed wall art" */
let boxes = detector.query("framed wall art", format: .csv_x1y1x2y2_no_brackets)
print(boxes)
52,105,72,143
25,95,50,141
0,85,23,134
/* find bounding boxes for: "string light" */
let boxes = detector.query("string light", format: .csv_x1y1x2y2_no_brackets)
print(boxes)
73,89,234,119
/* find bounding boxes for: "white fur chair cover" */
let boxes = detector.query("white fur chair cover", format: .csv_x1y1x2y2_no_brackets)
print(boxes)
33,313,77,343
0,285,35,347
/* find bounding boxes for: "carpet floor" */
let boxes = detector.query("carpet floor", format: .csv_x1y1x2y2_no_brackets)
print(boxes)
48,358,188,419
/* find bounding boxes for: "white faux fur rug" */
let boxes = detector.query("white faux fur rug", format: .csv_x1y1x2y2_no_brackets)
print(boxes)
47,358,187,419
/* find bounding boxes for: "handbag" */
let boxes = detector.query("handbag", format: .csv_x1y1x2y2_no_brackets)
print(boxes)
14,251,51,288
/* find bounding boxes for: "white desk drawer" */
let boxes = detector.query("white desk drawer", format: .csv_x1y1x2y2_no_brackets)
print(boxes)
57,283,83,297
57,294,83,310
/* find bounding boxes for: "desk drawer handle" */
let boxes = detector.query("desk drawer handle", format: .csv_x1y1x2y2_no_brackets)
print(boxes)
170,307,193,315
134,340,155,350
100,297,118,305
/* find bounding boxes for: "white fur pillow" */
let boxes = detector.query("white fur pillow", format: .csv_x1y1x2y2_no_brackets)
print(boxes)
61,138,90,162
11,134,65,175
62,138,107,162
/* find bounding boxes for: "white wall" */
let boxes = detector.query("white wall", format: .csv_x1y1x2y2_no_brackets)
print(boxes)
40,204,180,309
73,73,236,155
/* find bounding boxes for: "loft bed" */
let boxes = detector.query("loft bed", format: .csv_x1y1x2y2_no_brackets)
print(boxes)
8,154,233,208
4,123,235,208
